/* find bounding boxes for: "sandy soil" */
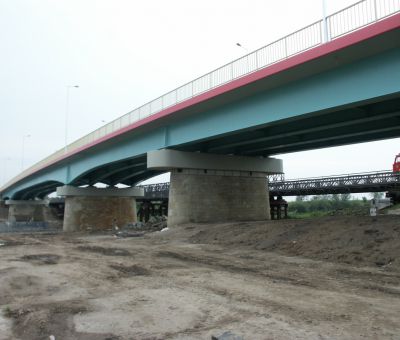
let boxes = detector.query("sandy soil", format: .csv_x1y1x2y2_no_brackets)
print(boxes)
0,215,399,339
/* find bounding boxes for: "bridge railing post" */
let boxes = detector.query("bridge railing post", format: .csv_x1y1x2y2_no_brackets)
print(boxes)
284,37,288,59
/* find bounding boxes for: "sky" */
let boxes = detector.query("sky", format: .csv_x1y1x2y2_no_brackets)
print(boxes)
0,0,399,187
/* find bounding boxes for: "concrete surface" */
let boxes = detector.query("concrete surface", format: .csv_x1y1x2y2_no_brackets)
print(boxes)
57,185,144,197
168,169,270,226
7,201,45,223
0,201,8,221
147,149,283,173
63,196,137,232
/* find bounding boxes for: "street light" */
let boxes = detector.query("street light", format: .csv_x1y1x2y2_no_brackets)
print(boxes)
322,0,330,42
65,85,79,153
21,134,31,171
236,43,250,74
236,42,248,53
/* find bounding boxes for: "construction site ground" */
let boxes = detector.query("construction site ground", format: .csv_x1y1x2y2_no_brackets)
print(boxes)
0,215,399,339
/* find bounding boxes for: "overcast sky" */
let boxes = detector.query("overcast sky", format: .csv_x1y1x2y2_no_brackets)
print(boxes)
1,0,399,187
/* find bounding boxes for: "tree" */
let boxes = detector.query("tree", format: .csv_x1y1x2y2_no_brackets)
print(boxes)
340,193,352,201
370,192,384,200
330,194,340,201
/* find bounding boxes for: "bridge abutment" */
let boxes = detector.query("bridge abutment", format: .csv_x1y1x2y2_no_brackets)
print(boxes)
147,149,283,225
56,186,144,232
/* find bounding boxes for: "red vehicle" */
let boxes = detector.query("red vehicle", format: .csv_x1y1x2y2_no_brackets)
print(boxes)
393,153,400,172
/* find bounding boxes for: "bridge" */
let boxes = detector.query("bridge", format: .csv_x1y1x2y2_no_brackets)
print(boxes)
1,1,400,229
139,170,400,199
269,170,400,196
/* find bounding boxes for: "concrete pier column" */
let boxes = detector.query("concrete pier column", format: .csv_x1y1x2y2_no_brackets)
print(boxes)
56,186,144,232
168,169,270,225
0,201,9,221
6,200,46,222
147,149,283,226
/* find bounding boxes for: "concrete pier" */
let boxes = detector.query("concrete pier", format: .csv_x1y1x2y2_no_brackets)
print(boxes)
6,200,46,222
56,186,144,232
0,201,9,221
147,150,283,226
168,169,270,225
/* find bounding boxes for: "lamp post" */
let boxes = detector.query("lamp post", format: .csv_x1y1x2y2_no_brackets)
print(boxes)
21,134,31,171
236,42,248,53
65,85,79,153
236,42,250,74
322,0,329,43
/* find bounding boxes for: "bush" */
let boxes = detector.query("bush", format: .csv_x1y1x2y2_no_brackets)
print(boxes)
287,196,369,218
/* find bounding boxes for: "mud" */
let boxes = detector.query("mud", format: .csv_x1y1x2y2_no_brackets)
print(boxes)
109,264,150,277
0,215,399,339
5,301,119,340
19,254,61,265
76,246,131,256
0,239,24,247
190,215,400,270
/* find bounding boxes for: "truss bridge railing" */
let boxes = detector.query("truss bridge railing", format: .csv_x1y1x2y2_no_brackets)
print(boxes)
139,170,400,199
269,170,400,196
139,182,170,200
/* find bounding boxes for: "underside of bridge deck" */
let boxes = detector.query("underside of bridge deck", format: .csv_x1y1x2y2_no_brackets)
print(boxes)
175,93,400,156
1,21,399,204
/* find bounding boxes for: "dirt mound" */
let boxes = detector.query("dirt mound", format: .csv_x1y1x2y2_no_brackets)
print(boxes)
189,215,400,270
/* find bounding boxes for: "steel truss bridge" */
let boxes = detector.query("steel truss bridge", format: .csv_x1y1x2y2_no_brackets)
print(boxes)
139,170,400,200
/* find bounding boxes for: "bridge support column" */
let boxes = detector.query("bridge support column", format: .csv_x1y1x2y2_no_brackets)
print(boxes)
168,169,271,225
0,201,9,221
5,200,46,222
147,149,283,226
56,186,144,232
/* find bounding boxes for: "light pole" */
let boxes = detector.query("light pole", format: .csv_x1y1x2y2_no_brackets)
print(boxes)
236,43,250,74
236,42,248,53
21,134,31,171
322,0,329,43
65,85,79,153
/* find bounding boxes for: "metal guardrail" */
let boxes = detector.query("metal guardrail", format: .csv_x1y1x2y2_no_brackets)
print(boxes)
2,0,399,192
139,171,400,199
269,170,400,196
139,183,170,200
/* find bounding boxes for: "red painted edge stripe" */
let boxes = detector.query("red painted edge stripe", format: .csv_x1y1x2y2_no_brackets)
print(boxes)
7,13,400,187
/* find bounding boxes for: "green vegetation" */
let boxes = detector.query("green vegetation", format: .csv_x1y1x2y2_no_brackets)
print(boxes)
3,306,12,318
288,194,370,219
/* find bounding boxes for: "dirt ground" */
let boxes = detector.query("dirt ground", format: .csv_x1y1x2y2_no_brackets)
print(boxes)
0,215,399,339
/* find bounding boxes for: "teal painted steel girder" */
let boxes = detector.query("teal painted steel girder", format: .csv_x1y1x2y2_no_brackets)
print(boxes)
2,45,400,199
